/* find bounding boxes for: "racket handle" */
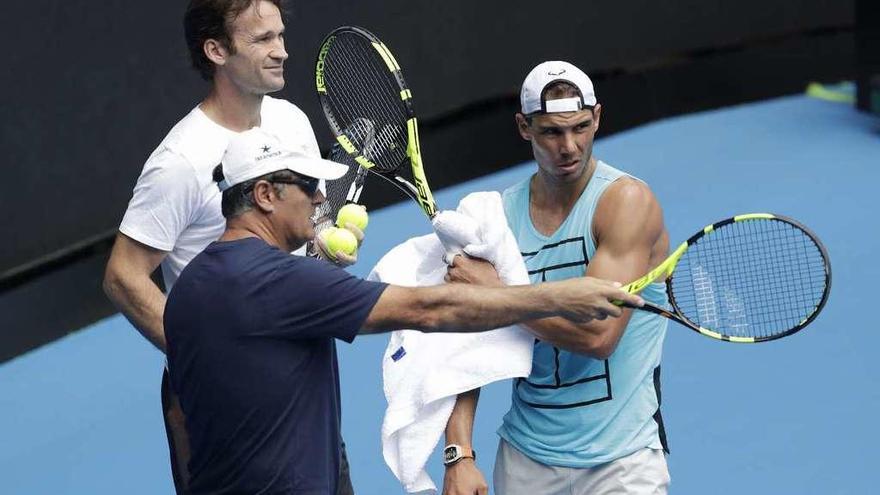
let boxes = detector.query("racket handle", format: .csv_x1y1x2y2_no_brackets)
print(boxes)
613,299,640,308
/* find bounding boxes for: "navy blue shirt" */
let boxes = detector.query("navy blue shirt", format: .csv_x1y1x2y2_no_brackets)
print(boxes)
165,237,387,494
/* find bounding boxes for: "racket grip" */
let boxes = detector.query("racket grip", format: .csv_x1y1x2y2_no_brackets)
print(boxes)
613,299,640,308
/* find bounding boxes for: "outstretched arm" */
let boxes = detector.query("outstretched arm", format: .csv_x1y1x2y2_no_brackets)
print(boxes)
361,274,641,334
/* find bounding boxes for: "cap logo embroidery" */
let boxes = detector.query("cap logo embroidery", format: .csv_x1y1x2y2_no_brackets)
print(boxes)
256,144,282,161
548,69,566,76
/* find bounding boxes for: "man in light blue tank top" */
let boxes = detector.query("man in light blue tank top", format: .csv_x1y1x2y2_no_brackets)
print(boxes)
443,61,672,495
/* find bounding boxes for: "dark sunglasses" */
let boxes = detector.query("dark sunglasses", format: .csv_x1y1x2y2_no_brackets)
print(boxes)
268,176,321,197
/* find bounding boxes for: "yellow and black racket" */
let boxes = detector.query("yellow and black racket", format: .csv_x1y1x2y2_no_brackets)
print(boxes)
315,26,437,219
620,213,831,343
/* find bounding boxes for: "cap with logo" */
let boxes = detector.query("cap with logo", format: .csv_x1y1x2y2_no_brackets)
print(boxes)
520,60,597,115
218,127,348,191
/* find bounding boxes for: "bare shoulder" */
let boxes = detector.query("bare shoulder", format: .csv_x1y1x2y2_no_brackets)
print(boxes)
593,177,664,246
601,177,658,210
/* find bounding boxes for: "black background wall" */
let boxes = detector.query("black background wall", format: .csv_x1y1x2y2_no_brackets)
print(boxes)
0,0,857,361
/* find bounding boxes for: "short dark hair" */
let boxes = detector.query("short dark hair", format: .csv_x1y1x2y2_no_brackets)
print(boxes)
543,81,581,101
184,0,284,81
212,164,293,218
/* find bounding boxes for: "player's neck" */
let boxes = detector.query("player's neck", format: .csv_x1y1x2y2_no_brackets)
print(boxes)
528,159,595,237
200,80,264,132
531,157,596,212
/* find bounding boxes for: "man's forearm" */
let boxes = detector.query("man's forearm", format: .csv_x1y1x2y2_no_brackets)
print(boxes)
364,278,636,335
446,388,479,447
365,284,561,335
521,314,631,359
442,389,488,495
425,284,562,332
104,273,168,352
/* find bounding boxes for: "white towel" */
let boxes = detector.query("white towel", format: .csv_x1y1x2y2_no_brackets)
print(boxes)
367,191,534,494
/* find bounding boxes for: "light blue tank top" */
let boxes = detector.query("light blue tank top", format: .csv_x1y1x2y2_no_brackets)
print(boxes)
498,161,669,468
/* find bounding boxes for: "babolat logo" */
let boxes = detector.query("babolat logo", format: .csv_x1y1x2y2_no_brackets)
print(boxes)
315,36,334,92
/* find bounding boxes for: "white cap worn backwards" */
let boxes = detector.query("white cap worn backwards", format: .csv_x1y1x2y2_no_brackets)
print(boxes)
520,60,597,115
218,128,348,191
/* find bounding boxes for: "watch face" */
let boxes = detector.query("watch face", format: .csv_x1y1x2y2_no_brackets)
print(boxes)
444,446,458,462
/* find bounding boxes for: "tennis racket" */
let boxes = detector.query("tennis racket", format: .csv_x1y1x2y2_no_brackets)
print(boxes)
620,213,831,343
315,25,438,220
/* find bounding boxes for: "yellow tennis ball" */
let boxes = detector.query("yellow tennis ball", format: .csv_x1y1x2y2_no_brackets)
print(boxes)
320,227,358,258
336,204,369,231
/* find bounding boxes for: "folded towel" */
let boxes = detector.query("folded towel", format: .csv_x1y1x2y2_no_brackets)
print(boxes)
368,191,534,493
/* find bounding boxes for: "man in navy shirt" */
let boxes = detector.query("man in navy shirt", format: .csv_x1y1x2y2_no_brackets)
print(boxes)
165,128,643,494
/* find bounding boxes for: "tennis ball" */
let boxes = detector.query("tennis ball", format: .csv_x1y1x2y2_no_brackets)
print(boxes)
320,227,358,258
336,204,369,231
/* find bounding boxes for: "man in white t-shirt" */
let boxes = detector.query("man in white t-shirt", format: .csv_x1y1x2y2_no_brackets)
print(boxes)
103,1,358,493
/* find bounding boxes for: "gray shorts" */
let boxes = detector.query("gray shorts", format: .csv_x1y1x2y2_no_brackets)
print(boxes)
493,438,670,495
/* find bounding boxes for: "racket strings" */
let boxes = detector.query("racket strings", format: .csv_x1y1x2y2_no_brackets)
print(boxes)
321,32,409,174
671,219,827,339
713,223,825,335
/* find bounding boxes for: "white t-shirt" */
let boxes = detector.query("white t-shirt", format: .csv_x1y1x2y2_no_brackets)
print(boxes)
119,96,319,291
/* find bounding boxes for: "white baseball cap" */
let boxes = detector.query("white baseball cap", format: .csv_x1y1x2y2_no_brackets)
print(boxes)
520,61,597,115
218,128,348,191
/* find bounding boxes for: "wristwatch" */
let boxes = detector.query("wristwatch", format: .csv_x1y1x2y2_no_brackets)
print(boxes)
443,444,476,466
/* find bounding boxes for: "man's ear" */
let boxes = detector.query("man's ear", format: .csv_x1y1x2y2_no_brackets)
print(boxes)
252,181,276,213
515,113,532,141
592,103,602,131
203,39,229,68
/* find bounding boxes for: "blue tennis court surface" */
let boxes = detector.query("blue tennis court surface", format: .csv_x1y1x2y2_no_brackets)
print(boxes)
2,94,877,494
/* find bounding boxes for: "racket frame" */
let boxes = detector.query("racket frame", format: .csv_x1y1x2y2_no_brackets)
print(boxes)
316,25,438,219
620,213,832,343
